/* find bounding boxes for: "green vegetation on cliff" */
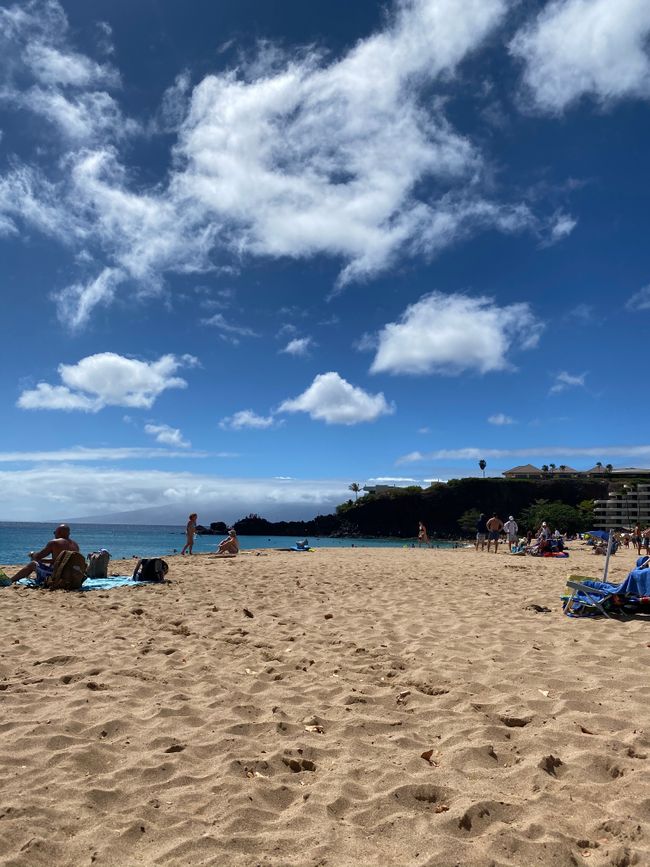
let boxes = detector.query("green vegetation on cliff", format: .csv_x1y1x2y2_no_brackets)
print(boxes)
228,477,610,538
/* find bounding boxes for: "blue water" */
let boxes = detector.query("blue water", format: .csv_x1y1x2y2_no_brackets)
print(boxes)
0,522,455,565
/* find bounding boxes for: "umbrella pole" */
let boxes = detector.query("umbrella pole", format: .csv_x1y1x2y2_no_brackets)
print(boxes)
603,530,614,583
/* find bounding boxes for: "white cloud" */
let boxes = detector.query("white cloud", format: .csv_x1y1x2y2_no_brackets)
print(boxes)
625,285,650,311
1,0,557,326
219,410,277,431
18,353,198,412
280,337,313,356
569,303,595,322
0,447,212,462
56,267,125,330
278,372,394,425
0,1,134,143
488,413,515,425
369,292,541,376
398,444,650,463
549,370,586,394
144,424,191,448
511,0,650,113
201,313,258,344
548,212,577,242
0,467,350,522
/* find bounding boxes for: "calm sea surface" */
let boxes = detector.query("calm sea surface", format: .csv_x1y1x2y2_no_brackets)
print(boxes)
0,522,455,565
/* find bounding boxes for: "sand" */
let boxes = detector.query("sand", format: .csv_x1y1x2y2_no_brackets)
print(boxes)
1,544,649,867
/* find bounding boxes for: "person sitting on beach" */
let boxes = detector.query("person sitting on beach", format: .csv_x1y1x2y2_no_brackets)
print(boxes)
486,514,504,553
181,513,197,556
10,525,80,584
215,529,239,556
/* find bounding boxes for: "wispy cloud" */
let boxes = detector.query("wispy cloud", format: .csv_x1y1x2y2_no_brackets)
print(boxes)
625,285,650,311
398,444,650,464
280,337,314,357
219,410,277,431
0,447,215,463
201,314,258,344
0,0,568,327
549,370,586,395
488,413,516,425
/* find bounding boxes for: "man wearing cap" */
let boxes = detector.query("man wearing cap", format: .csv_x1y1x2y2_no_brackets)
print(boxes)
10,524,80,584
503,515,519,552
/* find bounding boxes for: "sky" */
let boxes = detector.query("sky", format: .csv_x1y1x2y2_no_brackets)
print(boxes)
1,0,650,522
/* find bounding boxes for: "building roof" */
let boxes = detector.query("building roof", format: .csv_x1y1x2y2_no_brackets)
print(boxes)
552,465,579,474
503,464,543,475
584,465,606,473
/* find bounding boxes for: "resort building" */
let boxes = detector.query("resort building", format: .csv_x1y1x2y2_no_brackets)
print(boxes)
502,465,650,481
594,484,650,530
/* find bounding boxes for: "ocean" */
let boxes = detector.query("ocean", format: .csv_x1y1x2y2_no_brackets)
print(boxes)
0,522,455,565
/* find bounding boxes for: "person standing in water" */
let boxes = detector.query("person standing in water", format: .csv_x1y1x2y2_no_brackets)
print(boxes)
181,513,198,555
417,521,429,547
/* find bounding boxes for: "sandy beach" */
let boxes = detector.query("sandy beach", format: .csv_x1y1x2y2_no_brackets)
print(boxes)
1,544,648,867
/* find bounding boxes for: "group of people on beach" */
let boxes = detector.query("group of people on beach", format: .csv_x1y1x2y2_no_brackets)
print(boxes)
6,515,240,586
181,514,240,557
474,513,564,554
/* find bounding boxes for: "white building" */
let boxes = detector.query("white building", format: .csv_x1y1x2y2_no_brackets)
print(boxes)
593,484,650,529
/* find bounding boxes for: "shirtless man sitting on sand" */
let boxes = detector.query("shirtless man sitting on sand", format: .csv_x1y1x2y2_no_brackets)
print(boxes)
11,524,80,584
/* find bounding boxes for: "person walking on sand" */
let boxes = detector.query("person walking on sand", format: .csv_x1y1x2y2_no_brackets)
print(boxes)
10,524,80,584
503,515,518,552
486,513,504,553
633,524,643,555
417,521,429,547
181,513,198,555
475,512,488,551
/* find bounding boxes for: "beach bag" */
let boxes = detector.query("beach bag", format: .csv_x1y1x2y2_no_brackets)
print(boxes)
87,550,110,579
45,551,87,591
132,558,168,583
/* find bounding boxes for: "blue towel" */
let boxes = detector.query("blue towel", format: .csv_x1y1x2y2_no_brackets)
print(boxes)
577,568,650,599
13,576,162,591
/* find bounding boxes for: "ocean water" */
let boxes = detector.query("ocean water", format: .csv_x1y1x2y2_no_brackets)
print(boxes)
0,522,455,565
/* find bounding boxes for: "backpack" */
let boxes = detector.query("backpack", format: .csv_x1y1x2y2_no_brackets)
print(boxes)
132,558,168,582
87,550,111,579
45,551,87,591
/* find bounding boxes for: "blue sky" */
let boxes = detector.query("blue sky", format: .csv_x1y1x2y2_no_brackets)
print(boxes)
1,0,650,522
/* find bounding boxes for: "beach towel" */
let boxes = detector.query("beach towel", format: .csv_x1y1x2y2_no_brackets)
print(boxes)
9,576,165,591
562,566,650,616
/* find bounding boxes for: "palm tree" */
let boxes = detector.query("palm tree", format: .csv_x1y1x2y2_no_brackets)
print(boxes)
541,464,549,474
605,463,613,474
549,463,556,471
559,464,567,472
478,459,486,478
349,482,361,500
596,462,603,470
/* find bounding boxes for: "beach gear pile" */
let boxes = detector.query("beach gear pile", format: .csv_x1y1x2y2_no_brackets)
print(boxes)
563,557,650,617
